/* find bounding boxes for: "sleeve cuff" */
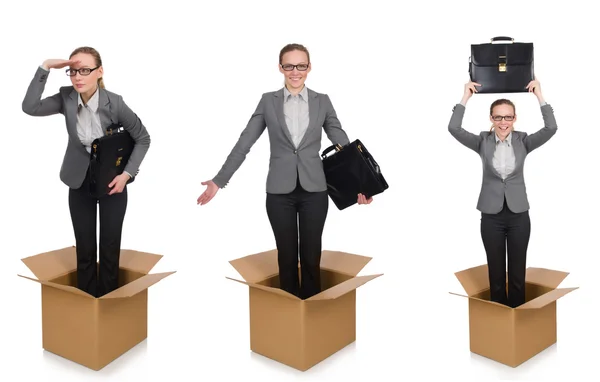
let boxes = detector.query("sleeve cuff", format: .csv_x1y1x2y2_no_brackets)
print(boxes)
212,178,225,189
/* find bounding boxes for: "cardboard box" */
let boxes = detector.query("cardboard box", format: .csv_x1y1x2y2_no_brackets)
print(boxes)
18,246,175,371
227,249,382,371
451,264,577,367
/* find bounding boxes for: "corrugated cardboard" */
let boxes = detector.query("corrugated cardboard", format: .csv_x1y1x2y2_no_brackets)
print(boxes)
228,249,382,371
19,246,175,371
451,264,577,367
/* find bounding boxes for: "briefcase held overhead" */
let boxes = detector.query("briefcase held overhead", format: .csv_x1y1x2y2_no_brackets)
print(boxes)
320,139,388,210
89,123,135,198
469,36,534,94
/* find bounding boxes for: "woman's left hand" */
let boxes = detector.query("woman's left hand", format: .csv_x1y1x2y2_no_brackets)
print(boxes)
357,193,373,205
108,173,131,195
526,78,544,101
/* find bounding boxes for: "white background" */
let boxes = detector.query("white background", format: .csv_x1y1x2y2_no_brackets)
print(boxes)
0,0,597,381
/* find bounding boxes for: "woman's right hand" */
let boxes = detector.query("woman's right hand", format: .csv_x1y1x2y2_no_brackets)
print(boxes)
41,58,80,71
461,81,481,104
197,180,220,205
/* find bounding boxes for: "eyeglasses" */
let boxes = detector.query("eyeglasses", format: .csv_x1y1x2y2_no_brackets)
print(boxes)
491,115,515,121
281,63,309,71
66,67,99,77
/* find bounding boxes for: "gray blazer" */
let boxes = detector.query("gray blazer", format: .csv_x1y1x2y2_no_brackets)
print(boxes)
22,66,150,190
213,87,350,194
448,103,558,214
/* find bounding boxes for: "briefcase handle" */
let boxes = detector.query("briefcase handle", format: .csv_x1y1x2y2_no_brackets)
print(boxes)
105,122,124,135
490,36,514,43
321,143,344,159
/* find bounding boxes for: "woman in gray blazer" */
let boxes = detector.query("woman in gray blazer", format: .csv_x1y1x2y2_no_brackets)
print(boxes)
448,79,557,308
22,46,151,298
197,43,373,299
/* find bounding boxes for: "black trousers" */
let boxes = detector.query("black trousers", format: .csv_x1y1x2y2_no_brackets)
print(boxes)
480,199,531,308
68,171,128,297
266,180,329,300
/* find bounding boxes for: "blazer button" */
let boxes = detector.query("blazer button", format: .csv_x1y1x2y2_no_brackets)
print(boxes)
294,150,297,154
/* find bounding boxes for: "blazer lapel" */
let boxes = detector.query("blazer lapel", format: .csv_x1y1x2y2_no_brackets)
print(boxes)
98,88,113,131
65,88,89,155
508,134,525,179
66,88,79,137
273,89,294,146
297,89,319,149
485,133,503,179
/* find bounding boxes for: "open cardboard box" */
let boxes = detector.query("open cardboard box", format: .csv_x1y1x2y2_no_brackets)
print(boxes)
18,246,175,371
451,264,577,367
227,248,382,371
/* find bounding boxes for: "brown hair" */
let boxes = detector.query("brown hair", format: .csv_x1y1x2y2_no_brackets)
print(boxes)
69,46,105,88
279,43,310,64
489,99,516,131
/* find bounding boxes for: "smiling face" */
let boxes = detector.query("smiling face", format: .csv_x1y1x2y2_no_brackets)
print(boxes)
490,103,516,140
68,52,103,97
279,49,311,92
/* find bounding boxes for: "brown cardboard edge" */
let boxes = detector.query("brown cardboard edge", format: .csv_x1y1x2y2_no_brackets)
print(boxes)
225,277,300,301
306,273,383,301
319,265,365,278
118,249,164,275
100,271,176,299
525,267,570,289
453,264,490,297
228,249,375,283
18,274,95,299
448,291,512,309
20,246,77,281
319,250,373,277
228,249,279,284
515,287,579,310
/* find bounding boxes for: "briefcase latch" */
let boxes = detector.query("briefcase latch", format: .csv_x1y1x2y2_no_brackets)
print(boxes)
498,56,507,72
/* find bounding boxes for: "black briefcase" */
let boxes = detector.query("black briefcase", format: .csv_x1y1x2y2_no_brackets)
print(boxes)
469,36,534,93
321,139,388,210
89,123,135,198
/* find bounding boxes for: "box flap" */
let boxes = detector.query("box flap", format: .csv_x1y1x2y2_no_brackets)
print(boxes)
18,274,94,299
449,291,468,298
306,274,383,301
319,250,372,276
21,246,77,281
516,287,578,310
226,277,300,301
448,292,512,309
525,267,569,289
229,249,279,283
454,264,489,296
119,249,163,274
99,271,176,299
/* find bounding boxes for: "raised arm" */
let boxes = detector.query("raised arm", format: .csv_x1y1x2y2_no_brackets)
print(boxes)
448,82,483,153
522,79,558,153
22,59,78,116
